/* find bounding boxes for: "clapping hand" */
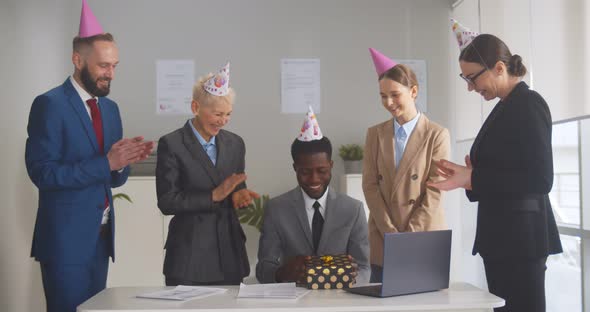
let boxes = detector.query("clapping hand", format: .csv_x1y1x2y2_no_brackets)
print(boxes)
428,155,473,191
107,136,155,171
232,188,260,209
212,173,247,202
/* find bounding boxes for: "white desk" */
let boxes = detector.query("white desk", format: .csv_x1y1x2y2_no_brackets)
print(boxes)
78,282,504,312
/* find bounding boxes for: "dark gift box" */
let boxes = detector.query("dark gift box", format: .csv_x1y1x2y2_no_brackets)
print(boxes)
304,255,355,289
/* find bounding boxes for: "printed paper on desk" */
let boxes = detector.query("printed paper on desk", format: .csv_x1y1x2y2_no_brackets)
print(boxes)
237,282,309,299
137,285,227,301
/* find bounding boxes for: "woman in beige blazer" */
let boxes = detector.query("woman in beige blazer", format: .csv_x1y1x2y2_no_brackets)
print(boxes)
363,49,450,282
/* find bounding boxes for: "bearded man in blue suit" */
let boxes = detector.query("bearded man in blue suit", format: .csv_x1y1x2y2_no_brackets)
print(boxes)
24,3,153,312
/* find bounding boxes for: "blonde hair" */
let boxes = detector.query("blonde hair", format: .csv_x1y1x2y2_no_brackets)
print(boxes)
192,73,236,107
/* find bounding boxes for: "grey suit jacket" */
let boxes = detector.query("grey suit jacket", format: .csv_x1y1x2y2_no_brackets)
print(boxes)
256,187,370,283
156,122,249,283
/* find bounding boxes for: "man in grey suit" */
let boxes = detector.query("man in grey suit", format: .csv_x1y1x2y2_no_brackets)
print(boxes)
256,109,370,284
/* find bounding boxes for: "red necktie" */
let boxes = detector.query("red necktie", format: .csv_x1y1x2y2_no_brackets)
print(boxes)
86,98,104,154
86,98,109,210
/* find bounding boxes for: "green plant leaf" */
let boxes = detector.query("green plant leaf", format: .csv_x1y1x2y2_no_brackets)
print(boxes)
237,194,269,232
113,193,133,203
338,144,363,161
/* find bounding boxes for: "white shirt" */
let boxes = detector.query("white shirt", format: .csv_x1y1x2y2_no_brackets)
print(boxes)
301,186,329,229
70,76,110,225
70,76,97,119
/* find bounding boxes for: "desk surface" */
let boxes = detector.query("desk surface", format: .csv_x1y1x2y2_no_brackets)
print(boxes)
78,282,504,312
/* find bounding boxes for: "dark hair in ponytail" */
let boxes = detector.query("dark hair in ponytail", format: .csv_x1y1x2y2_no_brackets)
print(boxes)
508,54,527,77
459,34,527,77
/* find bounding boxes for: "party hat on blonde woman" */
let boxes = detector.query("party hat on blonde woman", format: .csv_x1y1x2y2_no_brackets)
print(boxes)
204,62,230,96
451,18,478,51
298,106,323,142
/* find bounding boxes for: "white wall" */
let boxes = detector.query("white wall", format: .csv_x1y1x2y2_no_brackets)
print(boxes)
1,1,75,311
530,0,587,122
451,0,483,141
1,1,456,311
90,0,454,197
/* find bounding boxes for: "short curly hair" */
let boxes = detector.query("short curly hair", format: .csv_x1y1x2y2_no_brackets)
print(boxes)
291,136,333,162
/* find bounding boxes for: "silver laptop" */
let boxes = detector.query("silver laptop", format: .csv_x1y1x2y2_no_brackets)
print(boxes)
346,230,451,297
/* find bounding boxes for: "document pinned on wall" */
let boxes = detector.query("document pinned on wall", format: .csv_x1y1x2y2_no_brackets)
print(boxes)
397,59,428,112
156,60,194,115
281,58,320,114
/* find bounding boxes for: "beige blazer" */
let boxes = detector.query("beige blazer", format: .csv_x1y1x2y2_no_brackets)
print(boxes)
362,114,450,266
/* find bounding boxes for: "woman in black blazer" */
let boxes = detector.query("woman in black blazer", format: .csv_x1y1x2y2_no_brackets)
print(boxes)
156,63,259,286
430,34,563,312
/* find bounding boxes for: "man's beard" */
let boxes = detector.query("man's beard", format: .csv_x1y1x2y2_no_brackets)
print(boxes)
81,66,111,97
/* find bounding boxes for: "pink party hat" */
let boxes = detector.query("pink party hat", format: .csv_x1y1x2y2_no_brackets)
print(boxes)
79,0,104,38
451,18,478,51
204,62,230,96
297,106,323,142
369,48,397,76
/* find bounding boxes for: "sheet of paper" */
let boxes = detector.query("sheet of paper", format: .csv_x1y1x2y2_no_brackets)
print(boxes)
397,59,428,113
137,285,226,301
156,60,194,115
237,282,309,299
281,58,321,114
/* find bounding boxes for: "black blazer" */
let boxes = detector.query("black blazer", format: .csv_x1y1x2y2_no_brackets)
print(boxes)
156,122,250,283
467,82,562,260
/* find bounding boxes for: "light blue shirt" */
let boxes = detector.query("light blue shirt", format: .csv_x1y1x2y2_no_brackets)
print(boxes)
393,112,421,167
188,119,217,165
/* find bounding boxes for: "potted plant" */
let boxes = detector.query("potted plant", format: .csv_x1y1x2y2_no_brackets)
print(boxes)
339,144,363,174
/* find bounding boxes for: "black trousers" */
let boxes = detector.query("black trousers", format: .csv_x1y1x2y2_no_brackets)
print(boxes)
483,257,547,312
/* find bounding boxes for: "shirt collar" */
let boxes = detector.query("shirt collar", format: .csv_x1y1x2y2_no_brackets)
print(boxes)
394,111,421,134
300,186,329,212
69,76,96,104
188,119,216,146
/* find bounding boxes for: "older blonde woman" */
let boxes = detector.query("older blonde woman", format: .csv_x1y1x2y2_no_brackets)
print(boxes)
156,63,258,286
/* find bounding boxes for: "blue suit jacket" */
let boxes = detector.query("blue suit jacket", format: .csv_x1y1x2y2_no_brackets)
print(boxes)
25,78,129,264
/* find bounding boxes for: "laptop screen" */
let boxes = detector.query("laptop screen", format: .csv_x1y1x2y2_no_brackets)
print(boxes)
380,230,452,296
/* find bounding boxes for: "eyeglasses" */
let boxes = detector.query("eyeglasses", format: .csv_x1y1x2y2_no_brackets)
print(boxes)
459,67,487,85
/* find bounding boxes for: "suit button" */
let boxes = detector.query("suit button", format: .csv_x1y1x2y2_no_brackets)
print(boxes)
411,174,418,180
409,199,416,205
377,174,383,181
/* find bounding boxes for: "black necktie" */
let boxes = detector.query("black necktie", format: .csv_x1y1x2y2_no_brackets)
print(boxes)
312,201,324,254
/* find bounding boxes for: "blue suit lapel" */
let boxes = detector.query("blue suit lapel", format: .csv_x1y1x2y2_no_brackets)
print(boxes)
63,79,100,153
99,97,112,152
